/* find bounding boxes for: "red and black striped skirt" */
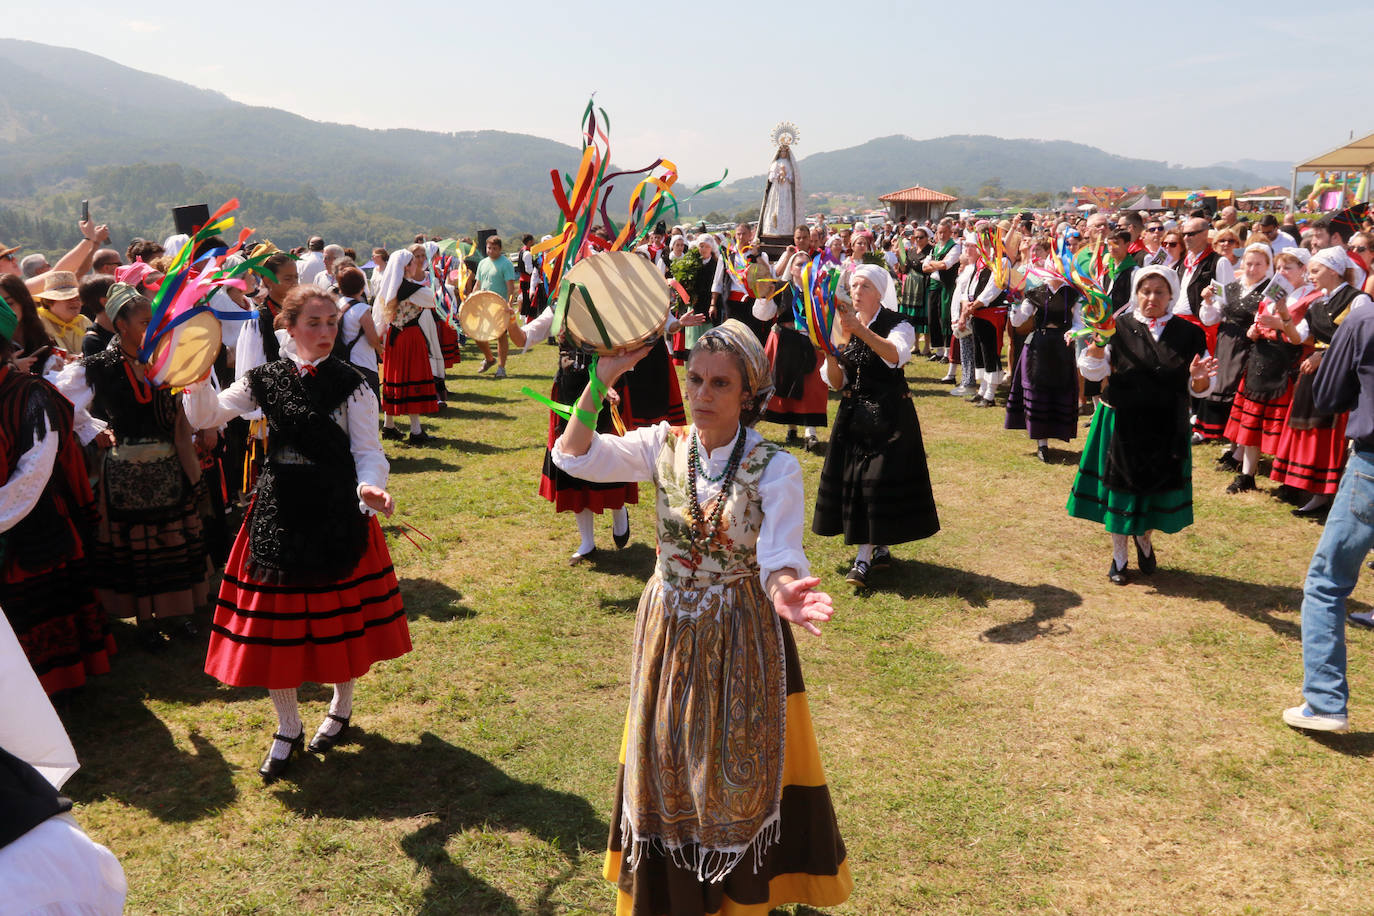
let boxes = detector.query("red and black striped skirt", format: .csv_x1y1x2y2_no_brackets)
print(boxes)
204,515,410,689
382,325,439,416
1270,411,1349,495
1224,377,1292,453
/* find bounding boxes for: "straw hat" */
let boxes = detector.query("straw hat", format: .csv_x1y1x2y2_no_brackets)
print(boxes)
37,270,80,301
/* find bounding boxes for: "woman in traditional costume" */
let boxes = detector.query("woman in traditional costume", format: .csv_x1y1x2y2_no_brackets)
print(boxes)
813,265,940,588
185,287,409,784
1067,266,1219,585
899,227,933,352
1222,248,1315,495
0,276,60,376
550,319,851,916
1197,243,1269,455
1004,276,1083,462
0,292,114,695
373,246,442,444
1269,247,1374,517
754,240,828,453
53,283,211,647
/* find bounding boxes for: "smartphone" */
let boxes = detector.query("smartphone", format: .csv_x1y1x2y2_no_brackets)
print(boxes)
81,199,89,222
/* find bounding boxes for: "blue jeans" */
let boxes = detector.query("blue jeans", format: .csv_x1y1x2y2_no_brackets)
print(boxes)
1301,449,1374,715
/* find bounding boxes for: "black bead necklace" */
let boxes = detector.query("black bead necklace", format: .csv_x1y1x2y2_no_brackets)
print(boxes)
687,427,747,543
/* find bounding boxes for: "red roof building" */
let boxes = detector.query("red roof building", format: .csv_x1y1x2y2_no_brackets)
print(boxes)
878,185,958,222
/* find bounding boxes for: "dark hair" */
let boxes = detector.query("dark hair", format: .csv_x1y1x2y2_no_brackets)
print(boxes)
412,234,427,245
1119,211,1144,230
262,252,295,283
274,286,336,330
92,248,121,271
486,236,503,250
0,275,56,355
1110,229,1132,244
336,265,366,298
307,236,324,252
522,234,535,245
126,238,164,263
1259,213,1280,228
78,273,115,319
343,248,357,261
112,291,151,330
688,333,767,427
1312,218,1331,232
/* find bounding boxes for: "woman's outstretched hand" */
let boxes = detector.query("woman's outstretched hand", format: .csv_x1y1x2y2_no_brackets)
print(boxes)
360,485,395,518
772,576,835,636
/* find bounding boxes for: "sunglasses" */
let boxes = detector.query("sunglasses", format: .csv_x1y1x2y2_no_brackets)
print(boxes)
1164,242,1182,249
1182,229,1206,238
1145,227,1163,232
1352,245,1370,253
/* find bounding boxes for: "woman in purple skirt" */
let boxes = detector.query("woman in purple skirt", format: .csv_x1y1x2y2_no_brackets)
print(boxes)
1005,278,1083,462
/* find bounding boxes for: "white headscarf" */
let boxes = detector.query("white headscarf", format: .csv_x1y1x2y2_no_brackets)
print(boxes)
1311,246,1351,277
163,233,190,260
1130,264,1181,311
1242,242,1275,282
694,235,718,257
851,264,898,311
371,248,414,329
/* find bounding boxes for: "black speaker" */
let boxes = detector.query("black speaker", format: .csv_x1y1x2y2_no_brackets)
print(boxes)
476,228,498,252
172,204,210,237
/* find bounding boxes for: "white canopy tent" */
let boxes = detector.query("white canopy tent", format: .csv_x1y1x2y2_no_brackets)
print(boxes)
1292,130,1374,208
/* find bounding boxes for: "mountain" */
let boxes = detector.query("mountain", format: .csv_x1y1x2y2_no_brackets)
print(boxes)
691,135,1275,211
1204,159,1294,188
0,39,1286,255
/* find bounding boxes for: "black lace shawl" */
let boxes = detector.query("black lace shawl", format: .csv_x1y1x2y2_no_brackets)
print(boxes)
83,347,179,442
244,357,371,584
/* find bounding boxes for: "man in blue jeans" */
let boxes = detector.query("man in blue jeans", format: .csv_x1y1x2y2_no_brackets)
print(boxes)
1285,276,1374,734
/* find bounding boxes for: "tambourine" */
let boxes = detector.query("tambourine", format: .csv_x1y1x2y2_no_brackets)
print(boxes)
147,309,221,389
745,261,787,300
458,290,510,342
557,251,669,355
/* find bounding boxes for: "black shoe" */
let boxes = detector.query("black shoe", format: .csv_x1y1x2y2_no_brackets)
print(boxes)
259,729,305,784
1225,473,1257,494
407,431,435,445
804,434,820,453
138,624,166,653
1036,445,1050,463
871,546,892,569
568,547,597,566
1108,559,1128,586
613,518,630,549
967,393,984,404
1216,453,1242,472
161,617,198,642
927,352,943,362
1190,431,1205,445
1349,610,1374,630
785,429,799,443
974,398,994,408
1292,502,1331,518
845,559,870,587
1134,538,1157,575
307,715,351,754
381,427,404,441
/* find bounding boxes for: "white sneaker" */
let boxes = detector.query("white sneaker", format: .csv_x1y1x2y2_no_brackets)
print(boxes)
493,366,507,379
477,358,496,374
949,385,974,397
1282,703,1349,733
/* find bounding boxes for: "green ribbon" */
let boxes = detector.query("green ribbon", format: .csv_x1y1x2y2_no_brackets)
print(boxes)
521,355,605,430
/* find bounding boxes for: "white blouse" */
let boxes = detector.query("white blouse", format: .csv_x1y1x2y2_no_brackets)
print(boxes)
551,421,809,590
1077,312,1217,398
825,310,915,390
182,339,389,514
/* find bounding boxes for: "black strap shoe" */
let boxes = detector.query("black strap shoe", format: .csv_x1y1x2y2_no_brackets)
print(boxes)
1134,537,1157,575
1036,445,1050,463
1225,474,1257,494
307,715,351,754
845,559,871,587
613,517,631,549
1108,559,1129,586
259,729,305,784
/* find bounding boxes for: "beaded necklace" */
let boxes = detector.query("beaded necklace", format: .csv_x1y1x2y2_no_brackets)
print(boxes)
686,427,747,543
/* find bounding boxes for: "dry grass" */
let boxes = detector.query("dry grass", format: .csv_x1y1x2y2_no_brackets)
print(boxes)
58,341,1374,915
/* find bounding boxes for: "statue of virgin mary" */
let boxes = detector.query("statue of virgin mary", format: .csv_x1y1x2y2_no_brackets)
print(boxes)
758,122,802,239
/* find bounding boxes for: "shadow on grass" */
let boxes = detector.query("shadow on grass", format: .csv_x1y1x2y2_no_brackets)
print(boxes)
445,438,521,455
278,730,607,915
584,543,657,579
1305,730,1374,758
860,558,1082,643
598,595,640,615
1145,572,1372,641
65,700,238,822
446,391,515,405
387,454,463,473
400,577,477,623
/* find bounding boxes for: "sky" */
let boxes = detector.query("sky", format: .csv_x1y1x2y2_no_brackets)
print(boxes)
7,0,1374,185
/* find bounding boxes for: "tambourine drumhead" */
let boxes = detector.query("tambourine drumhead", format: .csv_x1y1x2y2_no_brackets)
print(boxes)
150,310,221,389
561,251,669,355
458,290,509,342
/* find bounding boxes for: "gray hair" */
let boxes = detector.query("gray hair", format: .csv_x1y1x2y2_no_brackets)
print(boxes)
19,254,48,278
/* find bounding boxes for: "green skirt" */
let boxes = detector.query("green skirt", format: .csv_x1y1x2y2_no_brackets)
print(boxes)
1066,403,1194,535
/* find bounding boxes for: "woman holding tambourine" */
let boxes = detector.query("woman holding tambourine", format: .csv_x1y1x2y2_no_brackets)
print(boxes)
53,282,212,649
812,265,940,589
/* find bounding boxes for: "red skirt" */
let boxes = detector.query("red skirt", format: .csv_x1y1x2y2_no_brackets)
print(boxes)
1224,378,1292,453
763,330,829,426
436,318,462,368
1270,411,1349,495
538,379,638,514
382,325,439,416
204,515,411,689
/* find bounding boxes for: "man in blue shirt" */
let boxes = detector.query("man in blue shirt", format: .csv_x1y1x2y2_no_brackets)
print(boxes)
474,236,518,379
1284,277,1374,734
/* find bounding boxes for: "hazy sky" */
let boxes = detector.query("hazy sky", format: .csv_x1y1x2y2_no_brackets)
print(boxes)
9,1,1373,184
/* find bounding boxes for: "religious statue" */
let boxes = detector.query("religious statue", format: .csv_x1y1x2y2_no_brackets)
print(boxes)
758,122,802,240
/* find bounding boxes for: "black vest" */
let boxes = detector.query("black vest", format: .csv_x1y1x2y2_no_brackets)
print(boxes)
82,347,179,442
1309,284,1363,345
0,747,71,850
1177,250,1221,317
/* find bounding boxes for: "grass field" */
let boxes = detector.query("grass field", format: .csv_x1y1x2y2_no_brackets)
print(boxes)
58,339,1374,915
